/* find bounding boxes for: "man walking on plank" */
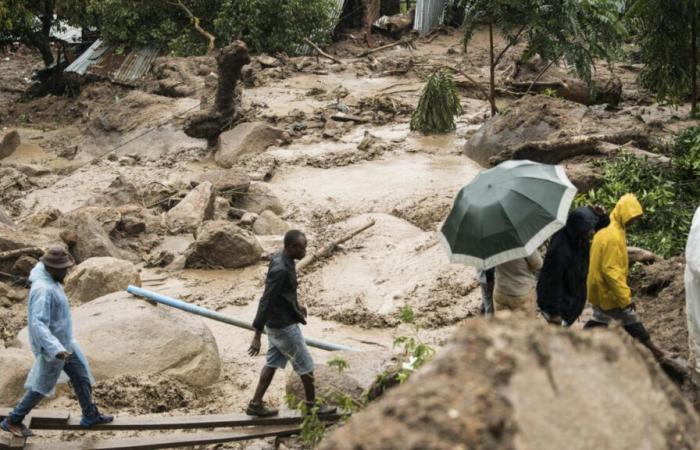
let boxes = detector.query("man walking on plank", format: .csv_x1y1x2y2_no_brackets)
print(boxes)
246,230,336,417
0,246,113,438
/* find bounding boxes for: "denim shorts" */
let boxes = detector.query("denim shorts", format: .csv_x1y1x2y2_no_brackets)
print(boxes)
265,324,314,375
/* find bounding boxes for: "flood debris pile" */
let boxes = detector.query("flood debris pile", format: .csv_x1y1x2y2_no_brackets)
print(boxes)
320,318,700,450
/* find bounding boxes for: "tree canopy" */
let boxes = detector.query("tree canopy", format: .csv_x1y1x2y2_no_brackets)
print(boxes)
627,0,700,112
461,0,625,115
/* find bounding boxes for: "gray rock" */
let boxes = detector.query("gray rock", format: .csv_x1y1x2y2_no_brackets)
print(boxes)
253,210,289,236
0,130,20,159
215,122,283,168
0,348,34,404
166,181,216,233
64,257,141,304
196,168,251,195
232,183,284,215
186,220,262,269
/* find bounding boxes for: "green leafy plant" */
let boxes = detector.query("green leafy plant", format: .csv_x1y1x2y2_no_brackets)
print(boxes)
542,87,559,98
410,70,463,134
392,306,436,383
575,127,700,256
300,401,326,449
327,356,349,374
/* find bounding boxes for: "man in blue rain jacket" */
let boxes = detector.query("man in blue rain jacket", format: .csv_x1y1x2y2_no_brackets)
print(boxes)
0,246,113,437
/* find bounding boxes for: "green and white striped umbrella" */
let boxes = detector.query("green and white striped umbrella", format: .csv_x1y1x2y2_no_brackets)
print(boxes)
439,160,577,269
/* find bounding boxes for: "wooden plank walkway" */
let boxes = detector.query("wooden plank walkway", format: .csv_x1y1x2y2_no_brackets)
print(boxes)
0,409,339,431
22,425,300,450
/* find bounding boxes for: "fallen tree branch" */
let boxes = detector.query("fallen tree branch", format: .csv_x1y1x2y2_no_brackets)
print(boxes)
525,60,557,95
627,246,660,265
358,37,416,57
0,247,44,260
442,66,492,103
168,0,216,53
303,38,343,65
297,218,376,272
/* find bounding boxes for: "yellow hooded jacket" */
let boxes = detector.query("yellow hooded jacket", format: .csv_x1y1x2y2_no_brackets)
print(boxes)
587,194,643,311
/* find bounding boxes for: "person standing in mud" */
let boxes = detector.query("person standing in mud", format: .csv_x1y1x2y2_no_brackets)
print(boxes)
584,194,670,362
0,246,113,438
493,251,542,315
246,230,336,417
537,205,609,326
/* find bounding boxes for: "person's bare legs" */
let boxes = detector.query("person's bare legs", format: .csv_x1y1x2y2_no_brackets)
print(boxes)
300,373,315,404
251,366,276,404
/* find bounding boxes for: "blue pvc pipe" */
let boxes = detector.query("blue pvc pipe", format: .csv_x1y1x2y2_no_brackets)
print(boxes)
127,285,357,352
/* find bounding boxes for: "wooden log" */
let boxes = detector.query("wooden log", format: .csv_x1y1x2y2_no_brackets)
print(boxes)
0,247,44,260
627,246,660,264
26,425,301,450
358,37,415,57
303,38,343,65
297,218,376,272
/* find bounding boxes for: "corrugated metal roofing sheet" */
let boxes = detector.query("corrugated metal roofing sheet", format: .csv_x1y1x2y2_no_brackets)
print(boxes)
65,39,158,85
413,0,446,35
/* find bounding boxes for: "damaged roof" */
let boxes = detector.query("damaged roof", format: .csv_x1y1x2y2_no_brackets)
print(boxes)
65,39,159,85
414,0,446,35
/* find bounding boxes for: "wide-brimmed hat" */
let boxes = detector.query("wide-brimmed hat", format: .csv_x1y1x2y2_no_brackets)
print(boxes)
40,245,75,269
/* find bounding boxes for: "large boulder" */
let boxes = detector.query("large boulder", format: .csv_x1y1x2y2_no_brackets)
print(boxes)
166,181,216,233
215,122,284,168
185,220,262,269
0,130,21,159
64,257,141,304
232,183,284,215
195,168,251,196
0,348,34,404
252,210,289,236
55,207,126,263
16,292,221,387
464,96,588,167
320,318,700,450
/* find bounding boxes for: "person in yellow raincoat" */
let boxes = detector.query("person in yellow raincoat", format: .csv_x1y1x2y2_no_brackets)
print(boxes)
584,194,668,361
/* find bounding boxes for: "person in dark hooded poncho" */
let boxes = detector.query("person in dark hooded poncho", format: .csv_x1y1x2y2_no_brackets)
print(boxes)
537,206,609,326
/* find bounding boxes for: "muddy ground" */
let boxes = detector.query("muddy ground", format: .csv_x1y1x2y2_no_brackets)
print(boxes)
1,27,698,449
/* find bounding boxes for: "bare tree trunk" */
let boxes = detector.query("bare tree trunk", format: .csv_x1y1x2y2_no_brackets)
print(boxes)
184,41,250,144
488,23,497,117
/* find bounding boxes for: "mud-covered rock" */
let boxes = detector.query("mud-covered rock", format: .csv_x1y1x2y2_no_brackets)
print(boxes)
253,210,289,236
11,255,37,277
0,206,14,227
196,168,251,196
564,160,604,193
17,292,221,386
56,207,126,263
166,181,215,233
286,363,365,406
0,347,33,404
213,196,231,221
232,183,284,215
464,96,588,167
186,220,262,268
0,224,37,251
320,318,700,450
22,207,62,228
215,122,284,168
64,257,141,304
0,130,20,159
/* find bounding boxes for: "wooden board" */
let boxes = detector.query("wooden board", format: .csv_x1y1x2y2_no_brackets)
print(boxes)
0,409,70,425
15,410,339,431
24,425,300,450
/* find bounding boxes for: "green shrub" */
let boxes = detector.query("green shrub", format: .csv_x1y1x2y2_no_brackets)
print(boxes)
575,127,700,257
410,70,463,134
